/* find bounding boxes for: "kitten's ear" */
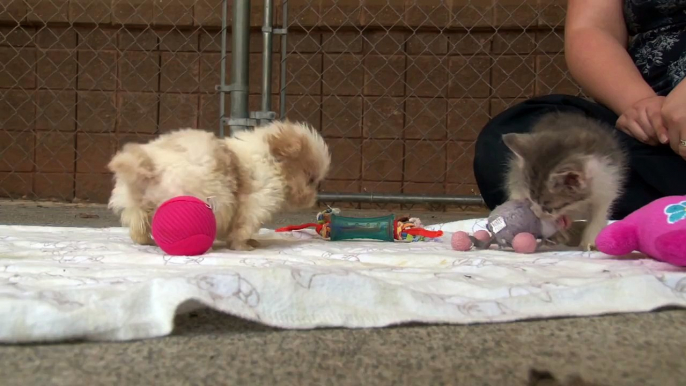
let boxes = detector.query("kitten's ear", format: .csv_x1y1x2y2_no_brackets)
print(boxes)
549,170,587,192
502,133,531,159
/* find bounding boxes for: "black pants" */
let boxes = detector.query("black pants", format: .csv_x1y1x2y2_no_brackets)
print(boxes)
473,94,686,220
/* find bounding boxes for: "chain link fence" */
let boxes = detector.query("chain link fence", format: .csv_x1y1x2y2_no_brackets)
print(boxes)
0,0,582,208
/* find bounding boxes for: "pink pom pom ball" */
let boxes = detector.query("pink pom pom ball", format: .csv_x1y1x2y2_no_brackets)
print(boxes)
473,230,491,243
451,231,473,251
152,196,216,256
512,232,537,254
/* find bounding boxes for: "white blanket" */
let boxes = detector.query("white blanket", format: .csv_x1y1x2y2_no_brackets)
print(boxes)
1,220,685,343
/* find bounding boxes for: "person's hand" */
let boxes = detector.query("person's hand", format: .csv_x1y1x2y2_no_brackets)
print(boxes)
662,91,686,159
616,96,669,145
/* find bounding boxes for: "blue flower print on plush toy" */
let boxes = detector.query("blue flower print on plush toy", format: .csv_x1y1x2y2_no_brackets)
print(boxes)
664,201,686,224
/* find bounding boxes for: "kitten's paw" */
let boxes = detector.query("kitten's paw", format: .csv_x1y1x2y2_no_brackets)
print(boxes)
542,238,559,246
580,238,597,252
547,231,570,246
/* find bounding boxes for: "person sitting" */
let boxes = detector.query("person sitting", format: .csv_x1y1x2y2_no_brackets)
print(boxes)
473,0,686,219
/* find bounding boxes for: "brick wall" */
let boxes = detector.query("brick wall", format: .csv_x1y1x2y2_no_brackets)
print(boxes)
0,0,580,205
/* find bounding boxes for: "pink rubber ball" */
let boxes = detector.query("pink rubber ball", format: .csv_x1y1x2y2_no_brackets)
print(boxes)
151,196,216,256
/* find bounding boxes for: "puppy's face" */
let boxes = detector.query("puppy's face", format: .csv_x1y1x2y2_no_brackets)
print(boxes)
267,122,330,209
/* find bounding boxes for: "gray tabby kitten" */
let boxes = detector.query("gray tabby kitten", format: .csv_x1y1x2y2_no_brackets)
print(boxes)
503,111,628,250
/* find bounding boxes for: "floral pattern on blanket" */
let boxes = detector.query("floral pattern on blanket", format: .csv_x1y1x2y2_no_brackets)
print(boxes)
1,221,685,343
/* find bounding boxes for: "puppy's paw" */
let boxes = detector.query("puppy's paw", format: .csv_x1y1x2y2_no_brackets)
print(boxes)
228,240,255,251
139,237,156,246
130,230,155,246
247,238,261,248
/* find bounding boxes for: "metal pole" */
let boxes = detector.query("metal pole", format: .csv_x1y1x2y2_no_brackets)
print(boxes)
260,0,274,126
279,0,288,118
230,0,251,135
316,193,485,206
218,0,229,138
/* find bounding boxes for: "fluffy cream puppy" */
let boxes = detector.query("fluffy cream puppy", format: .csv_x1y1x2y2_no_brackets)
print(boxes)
107,120,330,251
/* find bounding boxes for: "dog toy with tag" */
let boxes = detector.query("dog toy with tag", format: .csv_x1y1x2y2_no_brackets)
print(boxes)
451,199,568,254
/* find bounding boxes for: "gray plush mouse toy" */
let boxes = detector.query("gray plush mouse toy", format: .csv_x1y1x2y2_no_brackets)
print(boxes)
452,199,567,253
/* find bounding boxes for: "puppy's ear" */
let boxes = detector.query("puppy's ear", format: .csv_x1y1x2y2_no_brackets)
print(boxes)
268,128,304,161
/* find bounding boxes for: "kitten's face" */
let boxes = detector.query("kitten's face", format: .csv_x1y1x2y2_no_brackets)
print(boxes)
531,170,590,218
503,133,591,219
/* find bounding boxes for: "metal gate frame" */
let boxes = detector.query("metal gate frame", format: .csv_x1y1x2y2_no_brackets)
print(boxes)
216,0,484,207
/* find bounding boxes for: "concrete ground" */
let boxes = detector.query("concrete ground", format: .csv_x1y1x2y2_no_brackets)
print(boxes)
1,201,685,386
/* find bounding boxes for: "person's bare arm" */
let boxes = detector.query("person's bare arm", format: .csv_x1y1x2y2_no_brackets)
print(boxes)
565,0,656,115
663,80,686,158
565,0,668,144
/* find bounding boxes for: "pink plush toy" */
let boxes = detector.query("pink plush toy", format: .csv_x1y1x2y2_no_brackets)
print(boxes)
595,196,686,266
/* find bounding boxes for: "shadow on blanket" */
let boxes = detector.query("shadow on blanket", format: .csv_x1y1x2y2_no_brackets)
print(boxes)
528,369,605,386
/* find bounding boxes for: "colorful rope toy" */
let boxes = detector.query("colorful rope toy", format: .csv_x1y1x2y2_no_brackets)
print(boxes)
275,208,443,242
